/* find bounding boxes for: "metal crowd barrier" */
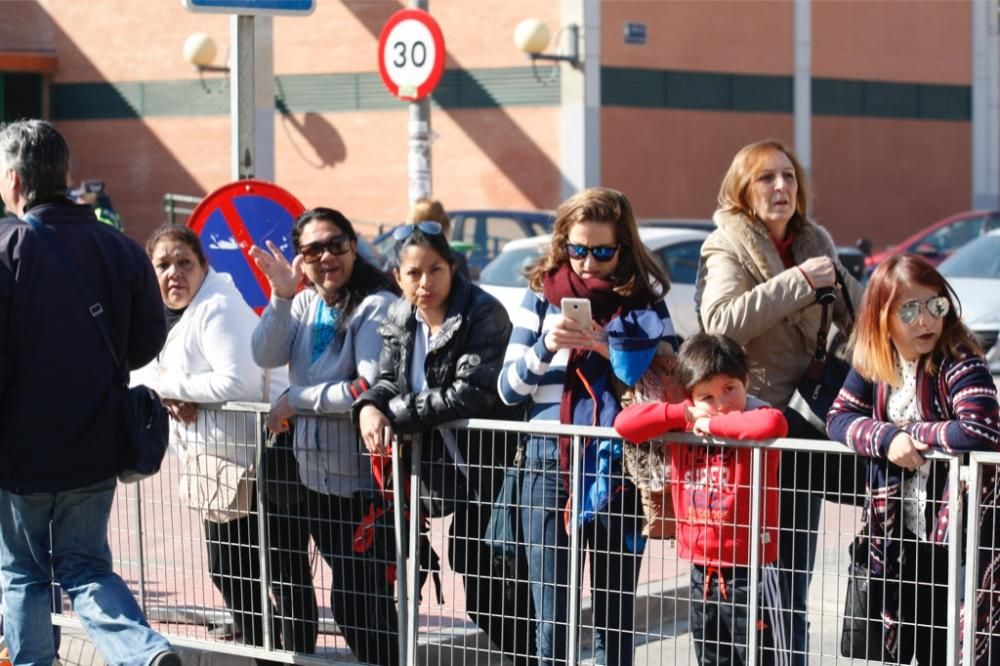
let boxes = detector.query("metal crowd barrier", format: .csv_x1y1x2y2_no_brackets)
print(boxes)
48,403,995,665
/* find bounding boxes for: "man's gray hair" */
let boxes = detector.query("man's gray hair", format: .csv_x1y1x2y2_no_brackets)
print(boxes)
0,119,70,206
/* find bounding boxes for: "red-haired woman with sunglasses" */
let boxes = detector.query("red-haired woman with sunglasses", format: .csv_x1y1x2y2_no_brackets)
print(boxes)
827,254,1000,665
498,187,679,665
250,207,400,665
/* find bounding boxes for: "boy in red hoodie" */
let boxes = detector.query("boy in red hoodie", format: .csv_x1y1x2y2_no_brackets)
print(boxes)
614,333,790,666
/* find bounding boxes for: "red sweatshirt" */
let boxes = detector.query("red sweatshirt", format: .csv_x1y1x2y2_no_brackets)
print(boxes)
614,397,786,567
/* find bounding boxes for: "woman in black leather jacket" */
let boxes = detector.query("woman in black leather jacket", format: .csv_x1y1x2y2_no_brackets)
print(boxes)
353,221,536,665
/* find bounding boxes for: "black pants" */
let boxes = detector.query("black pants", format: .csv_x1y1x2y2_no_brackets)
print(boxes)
450,502,538,665
889,538,950,665
204,502,318,662
265,500,319,654
689,563,791,666
302,488,399,666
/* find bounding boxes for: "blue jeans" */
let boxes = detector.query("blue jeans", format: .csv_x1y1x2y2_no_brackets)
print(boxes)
519,461,645,666
777,488,822,666
0,477,172,666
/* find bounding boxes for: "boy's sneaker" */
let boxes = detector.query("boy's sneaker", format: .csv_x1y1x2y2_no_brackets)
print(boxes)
149,651,182,666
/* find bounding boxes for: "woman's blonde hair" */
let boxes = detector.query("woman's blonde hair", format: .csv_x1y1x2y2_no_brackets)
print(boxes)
407,198,451,236
526,187,669,302
717,139,811,233
851,254,981,385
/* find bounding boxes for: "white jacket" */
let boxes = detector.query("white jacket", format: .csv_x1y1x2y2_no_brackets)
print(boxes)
132,269,288,469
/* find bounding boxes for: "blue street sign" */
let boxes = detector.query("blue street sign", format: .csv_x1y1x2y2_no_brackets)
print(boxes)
182,0,315,16
188,180,305,313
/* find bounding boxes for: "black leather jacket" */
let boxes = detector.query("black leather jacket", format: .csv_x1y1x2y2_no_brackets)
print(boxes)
354,271,516,431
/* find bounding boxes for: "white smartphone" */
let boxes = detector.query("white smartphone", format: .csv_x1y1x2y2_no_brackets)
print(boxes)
561,297,593,331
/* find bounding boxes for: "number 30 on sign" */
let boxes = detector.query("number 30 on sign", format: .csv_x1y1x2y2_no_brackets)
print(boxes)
377,8,446,101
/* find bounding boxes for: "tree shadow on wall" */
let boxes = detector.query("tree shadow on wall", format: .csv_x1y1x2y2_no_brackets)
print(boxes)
277,107,347,170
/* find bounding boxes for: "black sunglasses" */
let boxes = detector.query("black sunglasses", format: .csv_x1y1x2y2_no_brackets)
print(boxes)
392,221,444,242
298,234,352,263
565,243,619,262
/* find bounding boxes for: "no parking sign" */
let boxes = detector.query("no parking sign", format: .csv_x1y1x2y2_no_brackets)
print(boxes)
187,180,304,312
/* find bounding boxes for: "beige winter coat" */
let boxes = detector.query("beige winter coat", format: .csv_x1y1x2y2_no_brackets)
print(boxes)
695,209,865,409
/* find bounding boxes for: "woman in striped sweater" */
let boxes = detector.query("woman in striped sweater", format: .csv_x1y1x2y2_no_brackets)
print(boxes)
826,254,1000,665
497,187,680,666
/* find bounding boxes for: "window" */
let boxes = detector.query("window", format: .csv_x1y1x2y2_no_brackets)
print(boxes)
1,73,43,122
656,240,704,285
912,216,984,255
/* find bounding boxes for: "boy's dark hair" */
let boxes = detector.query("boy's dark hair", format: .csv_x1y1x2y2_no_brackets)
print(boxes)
676,332,749,393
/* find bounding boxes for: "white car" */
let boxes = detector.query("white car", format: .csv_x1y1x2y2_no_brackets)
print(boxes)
478,227,709,341
939,228,1000,373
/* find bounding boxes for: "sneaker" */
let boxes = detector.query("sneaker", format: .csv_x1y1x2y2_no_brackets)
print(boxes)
149,651,182,666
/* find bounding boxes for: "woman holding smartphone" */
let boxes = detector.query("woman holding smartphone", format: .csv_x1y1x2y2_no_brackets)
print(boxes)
497,187,680,666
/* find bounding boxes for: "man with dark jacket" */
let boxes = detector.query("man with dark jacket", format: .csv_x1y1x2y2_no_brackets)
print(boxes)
0,120,180,665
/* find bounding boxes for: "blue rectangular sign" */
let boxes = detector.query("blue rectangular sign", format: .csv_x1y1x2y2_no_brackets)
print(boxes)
183,0,314,16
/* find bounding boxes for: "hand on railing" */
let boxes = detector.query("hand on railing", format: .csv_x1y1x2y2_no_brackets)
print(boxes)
358,404,392,456
266,394,294,433
887,431,929,470
162,399,197,425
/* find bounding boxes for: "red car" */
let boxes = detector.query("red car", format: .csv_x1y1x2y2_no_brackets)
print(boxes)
865,209,1000,271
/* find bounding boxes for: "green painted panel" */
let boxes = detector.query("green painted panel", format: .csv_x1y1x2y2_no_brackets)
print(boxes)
603,66,790,114
601,67,665,108
813,78,969,121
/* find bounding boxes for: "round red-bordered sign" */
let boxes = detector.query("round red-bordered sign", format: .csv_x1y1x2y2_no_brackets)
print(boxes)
187,179,305,313
377,8,446,101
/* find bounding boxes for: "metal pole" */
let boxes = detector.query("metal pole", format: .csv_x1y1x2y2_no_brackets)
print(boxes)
133,481,147,613
406,435,422,665
390,433,410,665
972,0,1000,209
963,456,982,666
946,456,963,666
231,15,256,180
566,435,584,666
746,445,764,664
793,0,812,183
408,0,431,203
254,411,274,651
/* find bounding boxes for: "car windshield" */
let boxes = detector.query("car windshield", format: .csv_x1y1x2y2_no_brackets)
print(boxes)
479,247,542,287
939,234,1000,279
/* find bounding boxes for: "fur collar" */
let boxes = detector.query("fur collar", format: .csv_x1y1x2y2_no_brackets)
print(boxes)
711,209,837,285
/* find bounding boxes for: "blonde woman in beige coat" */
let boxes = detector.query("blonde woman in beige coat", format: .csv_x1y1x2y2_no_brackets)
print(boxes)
695,138,864,666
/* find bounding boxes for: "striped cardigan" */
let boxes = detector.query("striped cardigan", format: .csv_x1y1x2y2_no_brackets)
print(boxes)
497,288,679,458
827,350,1000,663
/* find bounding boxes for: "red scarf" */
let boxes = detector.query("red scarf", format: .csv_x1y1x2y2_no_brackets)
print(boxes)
542,264,649,478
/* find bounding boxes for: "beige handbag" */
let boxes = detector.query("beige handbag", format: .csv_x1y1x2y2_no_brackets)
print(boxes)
178,449,254,523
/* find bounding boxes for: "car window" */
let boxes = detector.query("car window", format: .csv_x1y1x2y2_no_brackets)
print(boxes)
912,216,985,254
656,240,704,285
478,247,542,288
939,236,1000,279
986,214,1000,234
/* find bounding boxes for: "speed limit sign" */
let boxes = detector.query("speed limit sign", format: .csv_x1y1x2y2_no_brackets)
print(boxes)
377,8,446,101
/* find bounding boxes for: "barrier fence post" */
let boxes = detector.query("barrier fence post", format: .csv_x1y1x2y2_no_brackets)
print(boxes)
963,455,982,666
405,433,423,666
947,455,964,666
254,410,274,652
133,480,147,613
746,445,764,665
391,432,411,666
566,434,584,666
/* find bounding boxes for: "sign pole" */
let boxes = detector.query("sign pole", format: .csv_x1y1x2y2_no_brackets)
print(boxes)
408,0,431,203
232,14,256,180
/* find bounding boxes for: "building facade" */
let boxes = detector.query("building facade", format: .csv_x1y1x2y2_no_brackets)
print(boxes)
0,0,981,251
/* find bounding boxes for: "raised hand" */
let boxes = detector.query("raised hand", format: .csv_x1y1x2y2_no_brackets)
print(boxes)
249,240,302,300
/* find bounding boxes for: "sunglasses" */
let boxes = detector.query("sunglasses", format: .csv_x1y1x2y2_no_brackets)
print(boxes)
298,234,352,263
897,296,950,325
565,243,619,262
392,221,444,242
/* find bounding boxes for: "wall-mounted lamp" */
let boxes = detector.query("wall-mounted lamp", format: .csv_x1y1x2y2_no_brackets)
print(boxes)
183,32,229,73
514,18,579,82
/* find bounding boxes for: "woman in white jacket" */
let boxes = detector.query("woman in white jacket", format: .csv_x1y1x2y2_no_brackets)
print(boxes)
132,225,313,662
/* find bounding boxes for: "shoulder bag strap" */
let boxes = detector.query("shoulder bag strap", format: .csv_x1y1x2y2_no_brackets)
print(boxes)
814,268,855,362
23,212,126,378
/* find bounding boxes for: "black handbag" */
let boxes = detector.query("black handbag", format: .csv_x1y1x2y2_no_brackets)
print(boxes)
783,269,866,505
841,535,890,660
24,213,168,483
261,430,308,508
482,466,522,580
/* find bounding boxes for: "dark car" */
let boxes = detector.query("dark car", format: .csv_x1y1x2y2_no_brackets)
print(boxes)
374,209,554,278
